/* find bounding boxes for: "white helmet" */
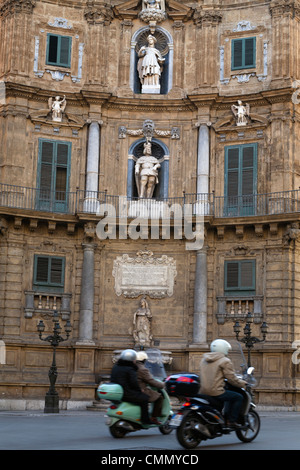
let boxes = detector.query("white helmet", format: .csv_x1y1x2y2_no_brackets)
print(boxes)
136,351,148,362
210,339,232,356
120,349,137,361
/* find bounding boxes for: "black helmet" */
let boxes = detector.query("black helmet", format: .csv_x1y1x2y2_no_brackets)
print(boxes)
120,349,137,361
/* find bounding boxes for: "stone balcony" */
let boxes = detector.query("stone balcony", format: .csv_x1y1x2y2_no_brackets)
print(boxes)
216,295,264,324
24,291,72,320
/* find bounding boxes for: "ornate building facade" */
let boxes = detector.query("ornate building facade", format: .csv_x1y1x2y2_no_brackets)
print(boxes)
1,0,300,409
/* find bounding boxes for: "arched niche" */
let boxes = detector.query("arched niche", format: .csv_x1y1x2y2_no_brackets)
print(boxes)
130,26,173,95
127,138,169,199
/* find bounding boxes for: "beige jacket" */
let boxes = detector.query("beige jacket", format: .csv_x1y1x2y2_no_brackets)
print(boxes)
199,352,247,396
136,362,165,402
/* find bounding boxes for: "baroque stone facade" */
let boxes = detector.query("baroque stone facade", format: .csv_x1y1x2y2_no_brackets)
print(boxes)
1,0,300,409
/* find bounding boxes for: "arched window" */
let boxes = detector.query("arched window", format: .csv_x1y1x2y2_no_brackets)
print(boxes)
127,138,169,199
130,26,173,95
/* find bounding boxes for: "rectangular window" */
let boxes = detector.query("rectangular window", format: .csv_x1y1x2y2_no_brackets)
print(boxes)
224,143,257,216
37,139,71,212
46,34,72,67
232,37,256,70
33,255,65,292
225,260,255,294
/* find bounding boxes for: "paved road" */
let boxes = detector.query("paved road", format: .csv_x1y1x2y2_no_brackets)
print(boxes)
0,410,300,452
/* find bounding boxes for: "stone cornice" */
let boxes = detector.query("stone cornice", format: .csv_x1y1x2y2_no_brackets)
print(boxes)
193,8,222,28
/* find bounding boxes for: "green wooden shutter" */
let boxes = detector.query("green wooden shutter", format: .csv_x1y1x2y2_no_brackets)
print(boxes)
46,34,72,67
225,144,257,216
34,255,65,292
232,37,256,70
225,260,255,293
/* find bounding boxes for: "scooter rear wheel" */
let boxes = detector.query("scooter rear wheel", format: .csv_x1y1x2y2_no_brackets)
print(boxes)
176,412,202,449
159,417,173,435
109,423,128,438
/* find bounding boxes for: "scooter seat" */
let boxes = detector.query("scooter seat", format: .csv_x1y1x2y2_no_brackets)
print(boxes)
195,394,223,411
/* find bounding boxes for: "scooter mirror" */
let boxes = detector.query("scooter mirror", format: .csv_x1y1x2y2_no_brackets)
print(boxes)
247,366,254,375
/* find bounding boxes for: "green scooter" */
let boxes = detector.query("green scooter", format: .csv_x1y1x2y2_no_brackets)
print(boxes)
97,349,173,438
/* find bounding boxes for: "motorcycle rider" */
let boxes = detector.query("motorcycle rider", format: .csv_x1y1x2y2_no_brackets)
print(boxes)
136,351,165,425
199,339,247,428
110,349,152,425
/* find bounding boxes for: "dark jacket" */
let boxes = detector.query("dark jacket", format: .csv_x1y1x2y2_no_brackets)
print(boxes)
110,359,149,402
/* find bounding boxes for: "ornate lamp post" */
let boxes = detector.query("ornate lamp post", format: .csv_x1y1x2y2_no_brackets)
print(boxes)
37,310,72,413
233,312,268,367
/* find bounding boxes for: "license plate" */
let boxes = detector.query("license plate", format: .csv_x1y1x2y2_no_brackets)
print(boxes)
170,414,183,428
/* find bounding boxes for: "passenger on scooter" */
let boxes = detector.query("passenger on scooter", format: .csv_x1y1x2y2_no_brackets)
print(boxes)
110,349,152,425
136,351,165,425
199,339,247,429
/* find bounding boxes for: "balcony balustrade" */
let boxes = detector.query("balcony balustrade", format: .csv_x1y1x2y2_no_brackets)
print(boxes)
1,183,300,219
24,291,71,319
216,295,263,324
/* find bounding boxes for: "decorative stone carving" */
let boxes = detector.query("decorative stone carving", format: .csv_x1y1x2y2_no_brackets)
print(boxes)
112,250,177,298
48,17,72,29
132,296,153,348
0,0,36,17
84,0,113,25
48,95,66,122
119,119,180,140
139,0,166,33
231,100,250,126
283,223,300,246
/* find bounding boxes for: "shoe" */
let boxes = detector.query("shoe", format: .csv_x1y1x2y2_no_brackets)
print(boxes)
150,417,162,425
227,422,242,429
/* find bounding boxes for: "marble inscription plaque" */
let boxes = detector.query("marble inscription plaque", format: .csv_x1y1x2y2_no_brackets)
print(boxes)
112,250,177,298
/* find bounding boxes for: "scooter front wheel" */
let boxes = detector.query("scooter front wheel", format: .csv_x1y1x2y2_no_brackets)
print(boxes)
176,412,202,449
109,423,128,438
236,409,260,443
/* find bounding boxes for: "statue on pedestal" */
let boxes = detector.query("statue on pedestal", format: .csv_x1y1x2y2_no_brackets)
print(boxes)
133,296,153,349
231,100,250,126
48,95,66,122
135,141,160,198
137,34,165,93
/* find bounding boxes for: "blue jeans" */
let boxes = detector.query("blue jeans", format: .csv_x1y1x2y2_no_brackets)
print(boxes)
215,390,243,422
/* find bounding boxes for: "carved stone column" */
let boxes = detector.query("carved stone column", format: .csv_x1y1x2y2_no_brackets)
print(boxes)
193,246,208,344
84,121,101,211
77,243,96,345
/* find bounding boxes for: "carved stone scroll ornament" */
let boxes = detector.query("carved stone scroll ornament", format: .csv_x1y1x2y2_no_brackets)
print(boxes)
118,119,180,140
112,250,177,298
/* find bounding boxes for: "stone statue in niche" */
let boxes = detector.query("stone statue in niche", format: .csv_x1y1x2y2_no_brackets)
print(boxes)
137,34,165,94
48,95,66,122
132,296,153,349
135,141,160,198
231,100,250,126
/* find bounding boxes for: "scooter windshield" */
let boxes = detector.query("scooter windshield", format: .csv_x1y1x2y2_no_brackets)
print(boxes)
143,348,167,380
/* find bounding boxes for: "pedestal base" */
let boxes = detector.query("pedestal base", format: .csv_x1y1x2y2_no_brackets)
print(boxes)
142,85,160,94
44,393,59,413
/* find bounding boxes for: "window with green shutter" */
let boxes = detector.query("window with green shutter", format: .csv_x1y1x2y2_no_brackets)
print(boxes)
33,255,65,292
46,34,72,68
224,143,257,216
232,37,256,70
225,260,256,295
37,139,71,212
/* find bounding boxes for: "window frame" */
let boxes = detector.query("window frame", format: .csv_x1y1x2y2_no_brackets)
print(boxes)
224,259,256,295
231,36,256,71
33,255,65,293
46,33,72,68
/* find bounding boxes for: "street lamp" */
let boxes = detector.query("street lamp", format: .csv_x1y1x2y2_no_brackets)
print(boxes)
233,312,268,367
37,310,72,413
